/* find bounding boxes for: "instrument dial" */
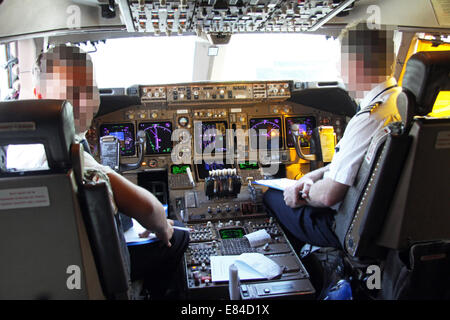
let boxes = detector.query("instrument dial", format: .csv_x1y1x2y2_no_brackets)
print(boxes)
178,116,189,127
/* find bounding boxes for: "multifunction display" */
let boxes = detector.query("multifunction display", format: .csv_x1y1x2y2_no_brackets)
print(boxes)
285,116,316,148
249,117,282,150
99,123,135,156
138,121,173,155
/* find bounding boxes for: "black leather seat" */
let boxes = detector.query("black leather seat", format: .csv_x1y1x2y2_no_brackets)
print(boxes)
0,99,130,299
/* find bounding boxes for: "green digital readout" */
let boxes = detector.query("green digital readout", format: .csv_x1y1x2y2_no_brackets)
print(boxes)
239,162,259,170
219,228,245,239
171,164,191,175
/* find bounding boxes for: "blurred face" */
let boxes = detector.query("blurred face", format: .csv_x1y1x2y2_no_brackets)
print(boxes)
36,48,100,134
340,26,394,100
341,52,388,100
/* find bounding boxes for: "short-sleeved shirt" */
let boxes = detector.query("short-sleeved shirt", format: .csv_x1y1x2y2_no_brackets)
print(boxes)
324,77,401,193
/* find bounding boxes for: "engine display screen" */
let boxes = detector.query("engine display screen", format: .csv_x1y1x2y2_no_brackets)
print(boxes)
138,121,173,155
194,121,228,154
285,116,316,148
219,228,245,239
100,123,135,156
249,117,282,150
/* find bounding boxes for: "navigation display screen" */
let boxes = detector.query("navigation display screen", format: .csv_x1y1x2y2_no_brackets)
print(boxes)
285,116,316,148
138,121,173,155
100,123,135,156
249,117,282,150
194,121,228,155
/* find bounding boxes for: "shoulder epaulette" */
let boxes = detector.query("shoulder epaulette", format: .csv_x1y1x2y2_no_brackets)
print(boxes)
369,101,382,114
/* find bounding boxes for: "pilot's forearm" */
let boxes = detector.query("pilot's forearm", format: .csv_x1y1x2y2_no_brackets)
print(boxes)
107,171,167,233
304,179,333,208
306,177,349,209
303,164,330,182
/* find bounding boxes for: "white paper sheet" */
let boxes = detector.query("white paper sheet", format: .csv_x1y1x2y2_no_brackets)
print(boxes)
211,253,282,282
253,178,298,191
244,229,272,248
124,218,157,245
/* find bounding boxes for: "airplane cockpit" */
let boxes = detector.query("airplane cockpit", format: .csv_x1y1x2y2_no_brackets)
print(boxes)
0,0,449,305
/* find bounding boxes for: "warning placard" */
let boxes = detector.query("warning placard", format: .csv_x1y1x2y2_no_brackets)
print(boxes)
0,187,50,210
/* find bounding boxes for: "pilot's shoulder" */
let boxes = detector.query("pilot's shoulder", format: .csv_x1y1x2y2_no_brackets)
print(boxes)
369,86,402,114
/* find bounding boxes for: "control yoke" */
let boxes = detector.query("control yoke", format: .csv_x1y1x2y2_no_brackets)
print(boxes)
100,130,146,173
290,123,316,161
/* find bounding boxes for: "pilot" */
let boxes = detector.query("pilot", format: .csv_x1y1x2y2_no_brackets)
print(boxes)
28,44,188,299
263,22,402,249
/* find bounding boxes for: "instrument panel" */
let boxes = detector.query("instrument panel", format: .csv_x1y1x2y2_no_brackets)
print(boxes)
94,80,347,183
184,216,315,300
93,80,350,300
140,81,291,104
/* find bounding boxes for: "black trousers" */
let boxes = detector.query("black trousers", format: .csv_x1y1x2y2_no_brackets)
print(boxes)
128,220,189,298
263,189,341,249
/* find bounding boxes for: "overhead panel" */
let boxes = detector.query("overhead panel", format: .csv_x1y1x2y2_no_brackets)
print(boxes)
127,0,353,37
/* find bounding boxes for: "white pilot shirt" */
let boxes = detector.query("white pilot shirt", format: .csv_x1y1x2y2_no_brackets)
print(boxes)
324,77,402,209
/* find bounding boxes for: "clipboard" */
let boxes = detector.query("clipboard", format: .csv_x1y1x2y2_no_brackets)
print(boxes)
252,178,298,191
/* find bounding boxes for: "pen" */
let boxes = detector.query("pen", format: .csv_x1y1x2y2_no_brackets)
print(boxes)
173,226,191,232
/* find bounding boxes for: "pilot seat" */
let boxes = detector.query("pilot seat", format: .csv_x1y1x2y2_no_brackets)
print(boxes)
327,50,450,300
0,99,131,299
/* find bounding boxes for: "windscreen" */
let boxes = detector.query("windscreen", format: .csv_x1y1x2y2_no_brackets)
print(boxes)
82,34,340,88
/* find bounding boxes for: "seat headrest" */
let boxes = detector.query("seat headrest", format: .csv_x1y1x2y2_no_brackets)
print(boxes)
401,51,450,117
0,99,75,170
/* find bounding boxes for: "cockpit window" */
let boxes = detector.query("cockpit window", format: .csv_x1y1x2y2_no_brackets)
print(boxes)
82,36,197,88
210,33,340,82
82,33,340,88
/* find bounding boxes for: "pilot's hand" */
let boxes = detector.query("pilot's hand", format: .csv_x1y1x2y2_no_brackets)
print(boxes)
283,179,308,208
139,219,174,248
300,177,314,201
155,219,174,248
